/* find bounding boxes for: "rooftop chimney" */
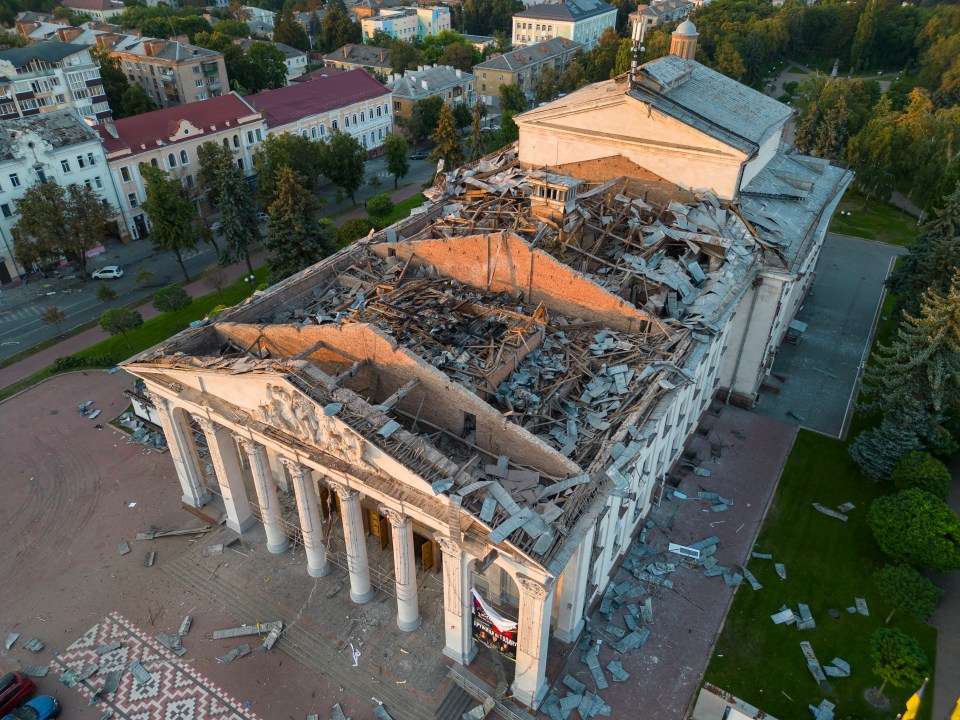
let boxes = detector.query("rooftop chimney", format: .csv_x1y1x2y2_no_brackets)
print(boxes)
56,26,82,42
143,38,166,57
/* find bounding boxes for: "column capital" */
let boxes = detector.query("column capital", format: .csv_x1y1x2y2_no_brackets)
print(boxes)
278,456,310,477
143,388,167,408
435,535,461,557
379,506,409,527
517,576,549,600
328,480,359,500
234,435,264,456
194,416,218,434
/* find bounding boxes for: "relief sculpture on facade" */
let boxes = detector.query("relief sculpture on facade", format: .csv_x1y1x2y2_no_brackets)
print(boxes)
258,383,366,465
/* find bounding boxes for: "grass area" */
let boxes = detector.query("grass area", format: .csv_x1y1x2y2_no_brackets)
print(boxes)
704,290,938,719
379,192,426,226
788,66,809,75
0,267,267,403
829,188,919,246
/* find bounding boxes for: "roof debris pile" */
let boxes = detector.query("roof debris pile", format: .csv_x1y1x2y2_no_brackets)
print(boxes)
118,411,168,450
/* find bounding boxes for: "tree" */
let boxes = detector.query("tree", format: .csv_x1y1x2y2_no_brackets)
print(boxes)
847,98,897,205
715,42,746,82
205,266,228,301
587,27,622,81
12,183,116,277
91,47,131,118
462,0,523,35
851,0,882,72
613,38,633,77
135,268,155,288
196,142,259,273
243,42,287,92
874,564,943,624
867,488,960,572
153,285,192,326
559,58,588,93
431,102,465,171
870,628,929,697
325,131,367,205
337,218,376,247
453,102,472,130
849,418,924,482
367,193,394,224
265,166,336,282
439,43,476,72
535,66,558,104
96,282,117,305
499,83,525,114
250,134,327,203
140,164,197,282
403,96,444,146
384,134,410,189
273,5,311,51
470,99,486,161
812,96,849,162
890,451,952,499
40,305,66,335
321,0,360,52
793,102,820,155
119,84,156,118
99,307,143,349
888,183,960,317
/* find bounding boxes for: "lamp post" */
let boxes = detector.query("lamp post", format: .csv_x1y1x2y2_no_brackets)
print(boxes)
245,273,256,294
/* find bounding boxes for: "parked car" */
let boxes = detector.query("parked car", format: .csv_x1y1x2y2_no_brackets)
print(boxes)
91,265,123,279
3,696,60,720
255,211,269,221
0,673,36,717
409,151,430,160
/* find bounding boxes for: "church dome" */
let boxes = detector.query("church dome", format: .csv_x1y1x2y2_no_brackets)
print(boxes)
674,19,698,36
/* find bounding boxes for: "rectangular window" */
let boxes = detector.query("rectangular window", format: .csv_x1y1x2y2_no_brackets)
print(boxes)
196,92,206,100
9,173,20,187
128,192,138,208
196,79,204,87
247,130,254,143
311,127,317,139
95,176,103,189
236,158,244,170
120,166,131,183
193,65,200,74
0,204,10,218
61,159,71,172
76,155,86,169
255,128,262,142
88,153,96,165
332,119,338,130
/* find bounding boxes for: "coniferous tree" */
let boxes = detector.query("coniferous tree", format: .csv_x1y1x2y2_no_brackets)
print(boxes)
812,95,848,161
197,142,258,273
793,102,820,154
469,99,485,161
264,167,335,282
431,102,464,170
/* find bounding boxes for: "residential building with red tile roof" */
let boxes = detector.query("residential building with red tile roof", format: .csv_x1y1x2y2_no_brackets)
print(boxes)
95,92,266,240
246,68,392,158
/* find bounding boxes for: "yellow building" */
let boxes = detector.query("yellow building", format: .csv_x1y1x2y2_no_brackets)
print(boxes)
473,36,580,106
387,64,475,120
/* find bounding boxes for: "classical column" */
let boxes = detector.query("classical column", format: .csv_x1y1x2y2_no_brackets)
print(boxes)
380,507,421,631
554,526,594,643
281,458,331,578
237,437,289,554
512,576,554,709
330,481,373,604
196,418,254,534
436,535,475,665
148,392,210,508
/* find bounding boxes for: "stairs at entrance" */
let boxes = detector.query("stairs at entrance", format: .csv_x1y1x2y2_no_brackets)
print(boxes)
163,551,474,720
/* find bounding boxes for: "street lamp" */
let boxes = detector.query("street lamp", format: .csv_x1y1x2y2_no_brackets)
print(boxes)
245,273,256,293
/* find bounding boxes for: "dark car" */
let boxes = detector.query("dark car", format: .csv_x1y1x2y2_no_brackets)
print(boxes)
3,696,60,720
0,673,36,717
409,151,430,160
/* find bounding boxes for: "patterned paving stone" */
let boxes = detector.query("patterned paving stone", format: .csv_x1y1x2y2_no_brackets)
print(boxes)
52,612,260,720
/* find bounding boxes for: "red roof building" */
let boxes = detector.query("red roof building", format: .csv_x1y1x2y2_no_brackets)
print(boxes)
94,92,267,241
245,68,393,157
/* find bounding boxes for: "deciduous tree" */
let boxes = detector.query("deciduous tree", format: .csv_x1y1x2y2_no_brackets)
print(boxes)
325,131,367,205
384,133,410,189
250,134,327,204
499,83,525,114
535,66,558,104
870,628,930,696
40,305,66,335
867,488,960,572
140,164,197,283
874,564,943,623
96,282,117,305
272,5,311,51
469,99,486,161
367,193,394,224
890,451,952,499
153,285,192,326
99,307,143,349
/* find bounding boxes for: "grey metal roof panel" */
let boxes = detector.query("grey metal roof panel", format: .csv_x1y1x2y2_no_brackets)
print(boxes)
635,56,792,152
474,37,580,72
0,41,89,68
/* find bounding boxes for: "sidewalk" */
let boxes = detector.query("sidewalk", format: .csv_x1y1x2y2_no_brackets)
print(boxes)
0,249,266,391
336,181,428,223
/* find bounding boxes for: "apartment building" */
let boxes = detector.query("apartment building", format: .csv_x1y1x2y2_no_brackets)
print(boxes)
512,0,617,49
323,44,392,77
473,37,580,105
360,5,451,42
247,68,392,157
387,64,475,120
0,110,120,284
99,34,228,109
60,0,126,22
629,0,693,44
95,93,265,240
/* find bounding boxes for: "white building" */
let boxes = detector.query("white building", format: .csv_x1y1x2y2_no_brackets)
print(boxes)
246,68,392,158
629,0,693,44
0,110,120,284
59,0,125,22
512,0,617,49
0,41,112,123
95,93,265,240
361,5,451,42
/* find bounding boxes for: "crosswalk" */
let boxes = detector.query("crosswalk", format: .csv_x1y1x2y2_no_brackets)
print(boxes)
0,303,44,323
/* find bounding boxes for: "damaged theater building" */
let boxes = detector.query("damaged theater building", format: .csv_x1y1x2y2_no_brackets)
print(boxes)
122,45,850,711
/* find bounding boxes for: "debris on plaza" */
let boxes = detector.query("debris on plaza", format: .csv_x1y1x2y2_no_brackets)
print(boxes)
136,524,213,540
202,543,224,557
800,641,826,684
22,637,44,652
217,643,251,664
4,632,19,650
259,621,284,651
372,700,394,720
330,702,350,720
154,631,185,656
810,699,836,720
853,598,869,616
117,541,131,555
118,412,168,450
24,666,49,677
129,660,153,685
822,658,850,678
811,503,848,522
143,551,156,567
461,696,495,719
212,621,283,640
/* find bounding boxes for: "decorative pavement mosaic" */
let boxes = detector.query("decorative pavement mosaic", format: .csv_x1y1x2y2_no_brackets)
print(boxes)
52,612,260,720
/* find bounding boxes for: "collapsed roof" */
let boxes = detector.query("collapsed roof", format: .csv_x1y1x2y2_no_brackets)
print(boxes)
126,148,766,575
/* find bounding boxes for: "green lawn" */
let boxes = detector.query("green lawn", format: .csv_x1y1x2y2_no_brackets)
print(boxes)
0,267,267,402
704,291,938,719
378,192,426,226
829,188,919,246
788,66,809,75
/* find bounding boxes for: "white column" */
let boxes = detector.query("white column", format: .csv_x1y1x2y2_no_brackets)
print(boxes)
149,392,210,508
380,507,421,631
282,459,331,578
436,536,476,665
554,526,594,643
330,481,373,604
512,576,554,709
237,438,289,554
197,418,254,534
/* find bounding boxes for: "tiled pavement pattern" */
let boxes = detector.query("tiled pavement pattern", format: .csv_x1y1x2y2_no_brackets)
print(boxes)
53,612,260,720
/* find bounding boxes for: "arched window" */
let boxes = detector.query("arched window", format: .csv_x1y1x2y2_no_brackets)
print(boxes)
232,134,239,148
167,152,177,168
360,111,365,123
344,116,349,128
352,113,357,125
376,106,381,118
150,158,158,167
179,149,189,165
222,138,229,149
378,128,383,140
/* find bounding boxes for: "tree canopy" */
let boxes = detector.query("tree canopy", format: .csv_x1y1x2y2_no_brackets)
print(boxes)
325,131,367,205
431,102,464,171
870,628,930,691
140,164,197,283
874,564,943,622
890,451,952,499
264,166,335,282
383,133,410,189
252,133,327,204
153,285,192,325
99,307,143,349
867,488,960,572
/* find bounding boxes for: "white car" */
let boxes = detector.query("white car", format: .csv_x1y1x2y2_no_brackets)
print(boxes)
256,211,269,221
92,265,123,279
